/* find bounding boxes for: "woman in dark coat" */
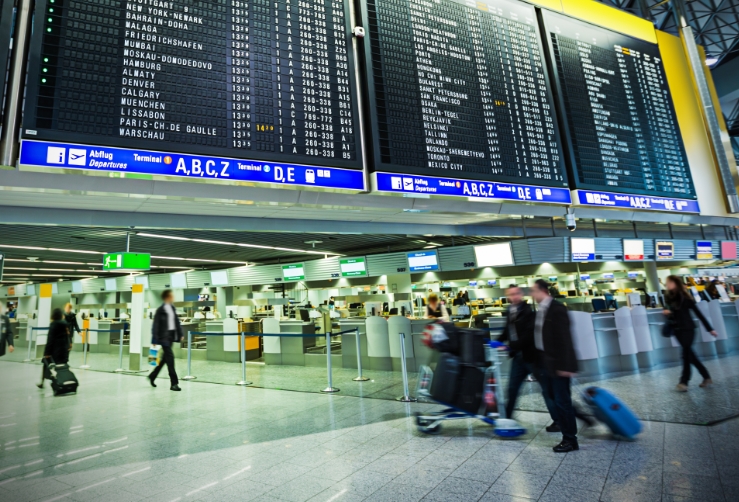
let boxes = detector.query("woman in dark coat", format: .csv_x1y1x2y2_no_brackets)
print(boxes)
663,275,717,392
38,309,71,388
0,304,14,356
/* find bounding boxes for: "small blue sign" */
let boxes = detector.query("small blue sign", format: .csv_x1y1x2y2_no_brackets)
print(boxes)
576,190,699,213
602,273,614,280
487,280,497,287
376,172,571,204
628,272,640,279
407,251,439,272
469,281,478,287
19,140,365,191
696,240,713,260
580,274,591,281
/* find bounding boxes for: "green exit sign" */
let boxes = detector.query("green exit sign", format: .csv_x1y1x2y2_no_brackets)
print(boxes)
103,252,151,271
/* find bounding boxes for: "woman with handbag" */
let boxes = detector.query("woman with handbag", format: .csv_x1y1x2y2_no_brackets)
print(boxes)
663,275,717,392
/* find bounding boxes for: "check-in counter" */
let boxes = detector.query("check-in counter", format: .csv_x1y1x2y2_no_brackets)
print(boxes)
366,316,391,370
646,309,681,365
204,319,240,362
569,311,600,376
239,321,262,361
262,319,317,366
338,318,367,370
91,320,125,354
724,300,739,352
15,318,31,348
388,316,414,372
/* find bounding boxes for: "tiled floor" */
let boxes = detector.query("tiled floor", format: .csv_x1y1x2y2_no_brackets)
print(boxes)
4,348,739,424
0,360,737,502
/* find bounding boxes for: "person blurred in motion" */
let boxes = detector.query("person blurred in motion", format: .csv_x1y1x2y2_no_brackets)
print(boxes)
0,304,14,357
425,293,449,321
452,291,466,306
704,280,721,300
39,309,71,388
63,303,80,344
663,275,717,391
149,290,183,391
531,279,580,452
497,284,557,420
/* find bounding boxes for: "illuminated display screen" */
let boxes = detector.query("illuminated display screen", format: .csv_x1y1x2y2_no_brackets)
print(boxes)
0,0,14,131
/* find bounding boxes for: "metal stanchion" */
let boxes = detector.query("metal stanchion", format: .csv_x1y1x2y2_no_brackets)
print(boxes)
24,328,34,362
80,329,91,369
115,328,125,372
236,332,252,386
182,331,196,381
396,332,417,402
321,332,339,393
352,328,369,382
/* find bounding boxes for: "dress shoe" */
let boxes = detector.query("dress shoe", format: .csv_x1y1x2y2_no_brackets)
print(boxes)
36,383,44,389
676,383,688,392
699,379,713,388
148,375,156,388
553,440,579,453
546,423,561,433
170,385,181,391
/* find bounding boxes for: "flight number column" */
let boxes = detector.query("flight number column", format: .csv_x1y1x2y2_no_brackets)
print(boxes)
229,0,251,150
330,0,354,160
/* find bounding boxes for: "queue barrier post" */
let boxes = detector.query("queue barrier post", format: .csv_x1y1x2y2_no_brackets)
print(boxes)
352,327,369,382
115,328,125,372
321,331,339,393
24,327,35,362
396,332,417,402
80,329,91,369
236,332,252,386
182,330,196,381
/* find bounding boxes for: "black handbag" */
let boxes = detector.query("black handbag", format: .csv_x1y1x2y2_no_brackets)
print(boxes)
661,319,675,338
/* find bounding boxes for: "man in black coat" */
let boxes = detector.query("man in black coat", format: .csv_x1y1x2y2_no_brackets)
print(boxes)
497,285,557,421
531,279,580,452
0,304,14,357
148,290,183,391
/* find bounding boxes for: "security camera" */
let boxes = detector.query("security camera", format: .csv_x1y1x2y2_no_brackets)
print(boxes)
353,26,365,38
565,209,577,232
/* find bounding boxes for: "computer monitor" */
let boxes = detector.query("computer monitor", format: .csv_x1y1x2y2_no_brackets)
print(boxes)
500,298,508,305
299,309,310,322
568,290,577,297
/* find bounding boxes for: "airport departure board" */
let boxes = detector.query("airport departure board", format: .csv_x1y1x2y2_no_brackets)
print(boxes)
0,1,14,132
542,10,696,199
363,0,568,187
22,0,363,170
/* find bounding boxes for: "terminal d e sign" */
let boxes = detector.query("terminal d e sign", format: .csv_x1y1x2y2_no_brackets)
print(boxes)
103,252,151,271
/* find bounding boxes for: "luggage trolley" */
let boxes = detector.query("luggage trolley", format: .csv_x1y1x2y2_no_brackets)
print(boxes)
414,323,525,437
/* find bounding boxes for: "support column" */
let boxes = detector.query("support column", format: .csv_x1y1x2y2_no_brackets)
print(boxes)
35,284,53,357
644,261,661,295
129,283,145,370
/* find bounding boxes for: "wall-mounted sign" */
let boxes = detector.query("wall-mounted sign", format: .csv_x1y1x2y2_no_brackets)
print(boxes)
340,258,367,277
407,251,439,272
602,273,614,280
170,273,188,289
469,281,478,287
628,272,640,279
721,241,737,260
104,278,117,291
696,241,713,260
487,280,497,287
656,241,674,260
72,281,83,294
549,276,558,282
7,287,14,296
575,190,699,213
571,238,595,261
623,240,644,261
473,243,514,267
580,274,591,281
210,271,229,286
282,264,305,281
103,252,150,271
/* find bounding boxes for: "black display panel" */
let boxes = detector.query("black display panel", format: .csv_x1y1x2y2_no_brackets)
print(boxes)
541,10,696,199
362,0,567,187
22,0,362,169
0,0,15,132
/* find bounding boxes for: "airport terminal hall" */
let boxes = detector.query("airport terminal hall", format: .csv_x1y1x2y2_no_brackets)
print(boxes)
3,0,739,501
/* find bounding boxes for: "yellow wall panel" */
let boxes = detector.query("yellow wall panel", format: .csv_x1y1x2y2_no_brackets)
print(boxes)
657,30,729,217
40,284,53,298
561,0,656,44
132,284,144,293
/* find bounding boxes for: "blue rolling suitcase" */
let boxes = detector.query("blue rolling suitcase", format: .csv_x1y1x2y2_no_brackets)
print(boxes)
583,387,641,440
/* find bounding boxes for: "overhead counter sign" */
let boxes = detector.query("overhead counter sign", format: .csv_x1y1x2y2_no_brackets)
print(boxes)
656,242,674,261
340,258,367,277
407,251,439,272
623,240,645,261
282,264,305,282
103,252,150,271
575,191,699,214
696,241,713,260
571,238,595,261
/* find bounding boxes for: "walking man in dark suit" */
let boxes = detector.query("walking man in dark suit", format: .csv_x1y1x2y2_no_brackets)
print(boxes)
149,290,182,391
531,279,579,452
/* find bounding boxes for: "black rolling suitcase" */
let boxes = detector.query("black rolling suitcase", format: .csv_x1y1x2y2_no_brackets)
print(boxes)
45,359,79,396
429,353,460,404
453,366,485,413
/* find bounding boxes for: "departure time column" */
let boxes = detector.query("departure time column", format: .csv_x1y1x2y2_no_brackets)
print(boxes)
229,0,251,150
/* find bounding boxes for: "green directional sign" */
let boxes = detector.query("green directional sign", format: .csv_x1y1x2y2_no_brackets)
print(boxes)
282,263,305,281
103,252,151,271
340,257,367,277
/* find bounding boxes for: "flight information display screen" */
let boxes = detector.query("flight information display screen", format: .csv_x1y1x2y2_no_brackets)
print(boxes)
0,1,14,133
22,0,362,170
542,10,696,199
363,0,567,187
